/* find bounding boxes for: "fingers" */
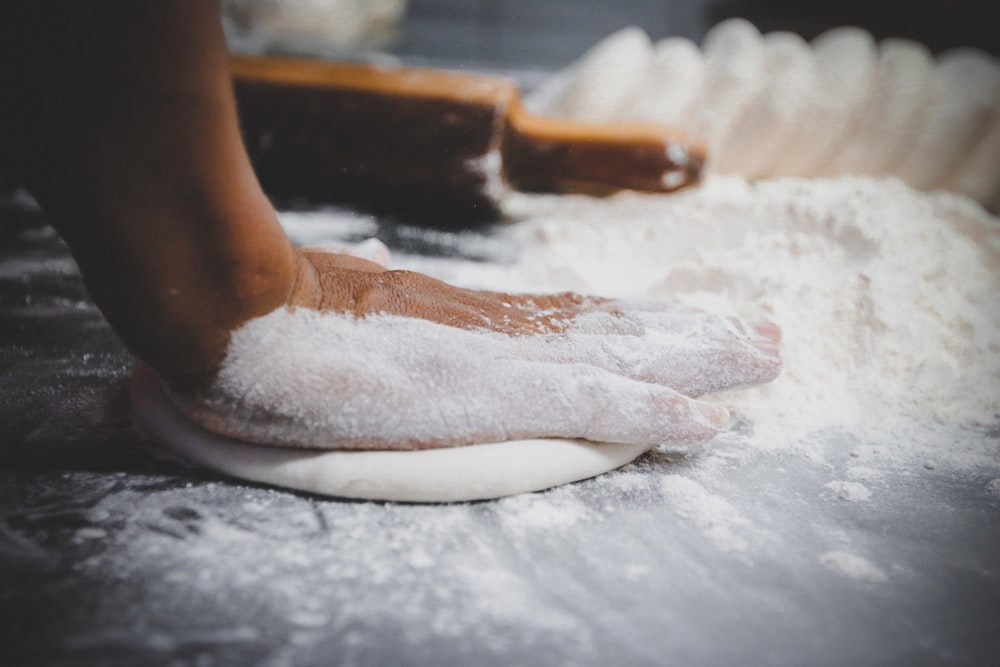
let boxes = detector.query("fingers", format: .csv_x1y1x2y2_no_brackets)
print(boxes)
188,309,739,449
617,328,781,397
592,298,702,316
508,310,782,397
487,359,730,446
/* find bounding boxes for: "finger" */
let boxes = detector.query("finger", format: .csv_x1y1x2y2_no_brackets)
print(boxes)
487,359,730,446
508,323,782,397
612,331,782,396
630,311,782,344
567,310,781,343
594,298,702,316
176,310,736,452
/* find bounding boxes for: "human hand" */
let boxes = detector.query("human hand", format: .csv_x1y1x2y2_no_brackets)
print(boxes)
169,246,781,451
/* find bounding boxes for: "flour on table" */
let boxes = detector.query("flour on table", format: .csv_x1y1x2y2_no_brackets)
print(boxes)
819,551,888,582
824,481,872,502
659,474,750,552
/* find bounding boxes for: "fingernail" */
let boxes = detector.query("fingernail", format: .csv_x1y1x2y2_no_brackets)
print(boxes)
752,320,782,342
700,403,731,429
753,340,781,358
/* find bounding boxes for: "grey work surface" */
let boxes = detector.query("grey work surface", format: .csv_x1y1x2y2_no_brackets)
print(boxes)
1,195,999,667
5,3,1000,665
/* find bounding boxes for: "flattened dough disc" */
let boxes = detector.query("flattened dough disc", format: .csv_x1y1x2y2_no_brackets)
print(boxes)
131,364,651,503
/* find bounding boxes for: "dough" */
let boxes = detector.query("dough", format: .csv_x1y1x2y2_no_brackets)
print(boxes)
529,24,1000,208
894,48,1000,190
941,101,1000,207
694,18,765,155
627,36,704,131
774,27,877,177
131,363,650,503
825,38,934,176
715,31,814,178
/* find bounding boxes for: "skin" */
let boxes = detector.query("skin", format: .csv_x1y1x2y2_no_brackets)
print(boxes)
1,1,781,449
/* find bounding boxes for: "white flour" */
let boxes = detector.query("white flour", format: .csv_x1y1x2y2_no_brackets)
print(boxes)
394,175,999,462
819,550,888,582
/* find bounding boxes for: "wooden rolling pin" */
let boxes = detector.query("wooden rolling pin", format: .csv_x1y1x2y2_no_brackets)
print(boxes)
231,55,706,222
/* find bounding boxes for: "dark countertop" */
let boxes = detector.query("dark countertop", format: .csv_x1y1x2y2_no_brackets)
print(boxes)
4,4,1000,665
2,192,999,667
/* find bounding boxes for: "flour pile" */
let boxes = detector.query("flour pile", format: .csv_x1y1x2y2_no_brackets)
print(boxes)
392,176,999,460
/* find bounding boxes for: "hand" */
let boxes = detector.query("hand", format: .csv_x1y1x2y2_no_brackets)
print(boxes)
169,246,782,451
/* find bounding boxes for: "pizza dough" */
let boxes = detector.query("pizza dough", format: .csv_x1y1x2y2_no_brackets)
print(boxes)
131,363,650,502
626,36,704,130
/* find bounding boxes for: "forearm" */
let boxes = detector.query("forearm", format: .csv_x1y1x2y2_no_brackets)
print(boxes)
4,1,297,386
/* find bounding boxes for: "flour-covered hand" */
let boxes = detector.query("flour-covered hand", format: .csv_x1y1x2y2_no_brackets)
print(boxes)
167,247,781,451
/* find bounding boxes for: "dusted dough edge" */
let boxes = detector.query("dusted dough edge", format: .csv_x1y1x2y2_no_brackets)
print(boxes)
130,363,651,503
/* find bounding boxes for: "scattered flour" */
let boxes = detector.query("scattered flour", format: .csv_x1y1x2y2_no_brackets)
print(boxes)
819,550,888,582
496,492,592,531
845,466,882,482
659,474,750,552
278,208,378,246
824,480,873,502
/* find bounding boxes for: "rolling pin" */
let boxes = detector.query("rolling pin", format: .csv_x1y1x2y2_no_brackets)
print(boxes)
230,55,706,222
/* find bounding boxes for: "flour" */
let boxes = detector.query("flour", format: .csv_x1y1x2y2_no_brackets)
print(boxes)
278,208,378,245
404,175,999,461
496,492,592,531
819,550,888,582
823,481,872,502
659,474,750,552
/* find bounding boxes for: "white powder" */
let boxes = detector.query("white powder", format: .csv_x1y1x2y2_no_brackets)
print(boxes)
659,474,750,552
823,480,873,502
409,176,999,459
845,466,882,481
496,492,591,531
278,208,379,246
819,550,888,582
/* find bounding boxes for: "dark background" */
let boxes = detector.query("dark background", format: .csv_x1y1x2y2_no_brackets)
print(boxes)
390,0,1000,71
